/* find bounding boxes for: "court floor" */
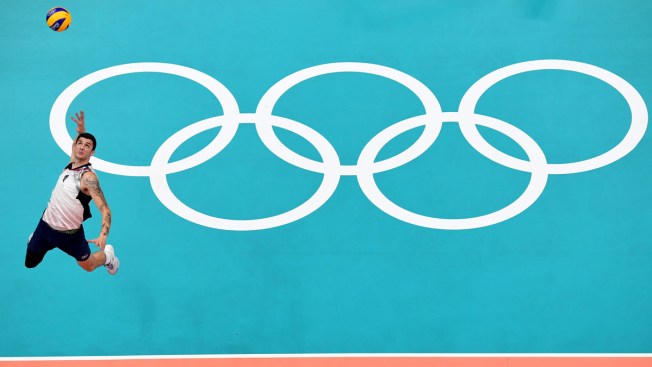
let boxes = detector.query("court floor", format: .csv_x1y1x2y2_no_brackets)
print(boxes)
1,0,651,364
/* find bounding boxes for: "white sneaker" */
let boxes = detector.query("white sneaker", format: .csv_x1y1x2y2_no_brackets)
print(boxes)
104,244,120,275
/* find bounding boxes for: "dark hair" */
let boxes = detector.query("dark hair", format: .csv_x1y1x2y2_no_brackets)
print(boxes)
76,132,97,151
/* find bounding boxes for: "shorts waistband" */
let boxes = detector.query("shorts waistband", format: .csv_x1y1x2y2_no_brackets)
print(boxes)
44,221,80,234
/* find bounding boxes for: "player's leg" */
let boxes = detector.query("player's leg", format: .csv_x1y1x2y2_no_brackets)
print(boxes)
58,226,119,274
55,226,96,271
25,240,47,268
25,219,56,268
77,244,119,274
77,251,105,272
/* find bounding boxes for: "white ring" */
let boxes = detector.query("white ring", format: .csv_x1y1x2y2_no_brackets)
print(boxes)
149,113,341,231
357,112,548,230
50,62,240,176
458,59,648,174
49,60,646,231
255,62,444,176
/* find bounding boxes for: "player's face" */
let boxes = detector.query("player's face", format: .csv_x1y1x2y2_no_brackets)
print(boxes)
74,137,95,160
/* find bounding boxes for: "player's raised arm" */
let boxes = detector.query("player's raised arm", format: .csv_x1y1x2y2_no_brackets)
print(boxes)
70,111,86,161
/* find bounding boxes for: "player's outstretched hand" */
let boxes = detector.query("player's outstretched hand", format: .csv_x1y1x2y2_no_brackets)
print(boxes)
71,111,86,135
88,238,106,251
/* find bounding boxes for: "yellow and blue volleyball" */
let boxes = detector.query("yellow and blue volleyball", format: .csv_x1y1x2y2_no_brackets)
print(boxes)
46,7,71,32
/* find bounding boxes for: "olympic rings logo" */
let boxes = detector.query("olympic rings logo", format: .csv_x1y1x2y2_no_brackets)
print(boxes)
49,60,648,231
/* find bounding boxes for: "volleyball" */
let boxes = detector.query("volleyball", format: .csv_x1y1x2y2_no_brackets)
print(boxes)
46,7,71,32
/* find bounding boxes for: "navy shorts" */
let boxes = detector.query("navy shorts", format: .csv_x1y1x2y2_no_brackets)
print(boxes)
28,218,91,262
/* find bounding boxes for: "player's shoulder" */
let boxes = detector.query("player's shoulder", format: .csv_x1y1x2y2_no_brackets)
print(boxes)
80,165,96,175
81,169,100,184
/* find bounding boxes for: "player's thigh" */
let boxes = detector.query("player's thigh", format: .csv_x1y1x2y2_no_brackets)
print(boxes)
25,220,56,267
27,219,56,253
56,229,91,262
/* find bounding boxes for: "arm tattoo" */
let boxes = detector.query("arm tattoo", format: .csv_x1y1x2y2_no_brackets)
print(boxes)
86,175,112,237
101,211,112,236
85,176,107,205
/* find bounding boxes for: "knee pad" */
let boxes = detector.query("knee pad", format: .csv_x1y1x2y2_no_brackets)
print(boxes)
25,250,45,268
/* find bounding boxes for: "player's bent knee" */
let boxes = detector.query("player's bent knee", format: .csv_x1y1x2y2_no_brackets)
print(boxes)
77,259,95,272
25,250,45,268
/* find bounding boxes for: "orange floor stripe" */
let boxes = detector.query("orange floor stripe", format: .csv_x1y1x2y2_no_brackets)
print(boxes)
1,357,651,367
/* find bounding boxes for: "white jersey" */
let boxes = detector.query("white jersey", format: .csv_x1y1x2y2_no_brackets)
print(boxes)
42,163,94,231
